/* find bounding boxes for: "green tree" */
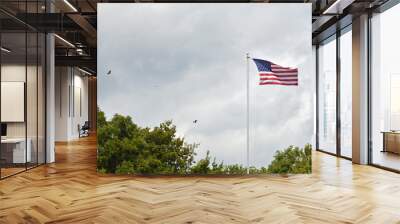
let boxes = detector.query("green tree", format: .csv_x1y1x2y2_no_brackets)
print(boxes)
97,107,312,175
97,106,107,129
267,144,312,174
97,109,197,174
190,151,212,174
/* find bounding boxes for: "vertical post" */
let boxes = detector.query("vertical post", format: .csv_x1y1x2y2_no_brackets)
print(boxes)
316,45,320,151
367,11,373,165
46,0,56,163
24,82,27,170
46,32,55,163
0,28,2,179
336,30,341,157
246,53,250,174
352,14,369,164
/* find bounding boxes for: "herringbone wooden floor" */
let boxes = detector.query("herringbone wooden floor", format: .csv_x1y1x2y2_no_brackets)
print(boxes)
1,136,400,224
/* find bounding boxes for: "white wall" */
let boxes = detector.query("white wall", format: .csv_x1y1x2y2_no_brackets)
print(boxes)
55,67,89,141
1,65,26,139
71,72,89,138
1,65,40,138
1,63,46,164
55,66,69,141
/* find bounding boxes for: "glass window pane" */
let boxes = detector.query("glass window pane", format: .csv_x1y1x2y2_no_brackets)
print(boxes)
0,1,46,179
318,37,337,154
1,32,27,177
340,29,352,158
371,3,400,171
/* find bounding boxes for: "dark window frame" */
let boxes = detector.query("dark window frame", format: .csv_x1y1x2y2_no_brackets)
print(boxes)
315,23,353,161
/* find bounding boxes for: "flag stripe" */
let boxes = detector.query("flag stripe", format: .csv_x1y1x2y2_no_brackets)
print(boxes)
270,69,298,72
260,79,298,83
261,80,298,82
259,73,298,77
259,71,298,74
260,80,298,84
259,82,298,86
260,77,298,81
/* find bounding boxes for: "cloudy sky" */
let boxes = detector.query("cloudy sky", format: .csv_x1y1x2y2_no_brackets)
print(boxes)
98,3,314,167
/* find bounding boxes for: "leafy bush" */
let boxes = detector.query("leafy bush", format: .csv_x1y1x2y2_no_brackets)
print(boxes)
267,144,312,174
191,155,267,175
190,151,212,174
97,108,312,175
115,160,135,174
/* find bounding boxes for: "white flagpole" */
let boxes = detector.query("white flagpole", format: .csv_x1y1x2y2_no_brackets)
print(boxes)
246,53,250,174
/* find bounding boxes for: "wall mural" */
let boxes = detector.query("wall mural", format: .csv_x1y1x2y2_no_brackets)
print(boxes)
97,3,314,175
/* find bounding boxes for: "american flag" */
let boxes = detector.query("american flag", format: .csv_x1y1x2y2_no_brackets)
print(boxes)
252,58,298,86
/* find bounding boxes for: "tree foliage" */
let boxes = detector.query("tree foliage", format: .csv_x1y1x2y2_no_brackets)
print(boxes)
97,108,312,175
97,109,196,174
266,144,312,174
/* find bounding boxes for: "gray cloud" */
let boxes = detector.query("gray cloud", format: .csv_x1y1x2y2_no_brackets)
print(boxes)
98,3,314,167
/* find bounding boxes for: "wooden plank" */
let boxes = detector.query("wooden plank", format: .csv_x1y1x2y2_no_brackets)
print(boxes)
0,135,400,223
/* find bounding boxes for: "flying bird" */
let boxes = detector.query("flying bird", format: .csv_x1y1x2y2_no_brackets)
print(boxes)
106,70,111,75
193,120,198,124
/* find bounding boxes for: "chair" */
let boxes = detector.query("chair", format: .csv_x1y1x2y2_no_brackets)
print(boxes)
79,121,90,138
